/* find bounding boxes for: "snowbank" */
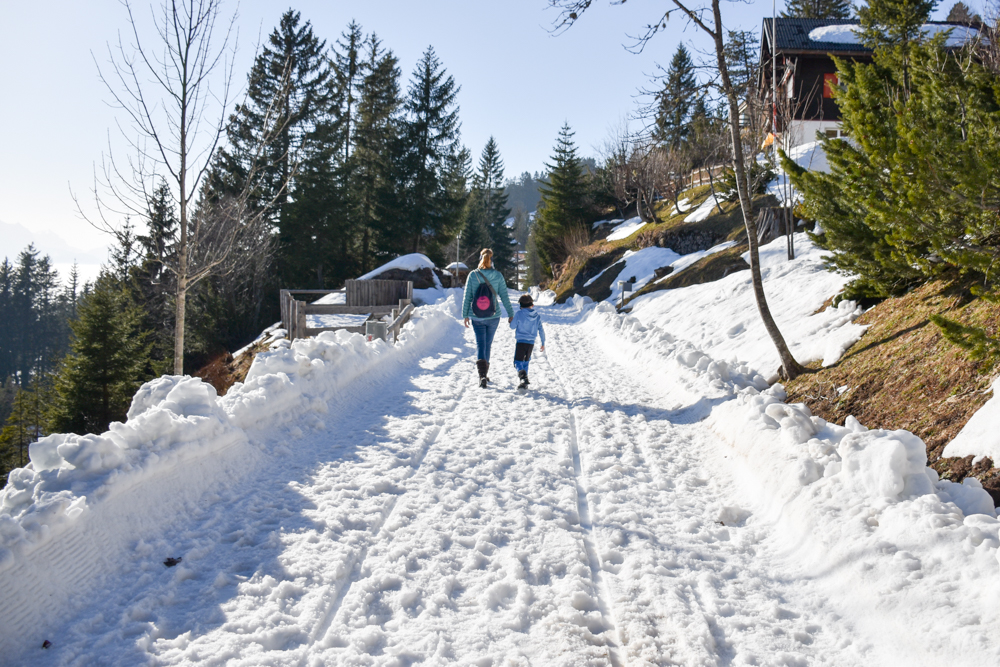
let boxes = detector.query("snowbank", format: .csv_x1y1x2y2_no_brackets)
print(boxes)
357,253,436,280
0,296,461,650
629,233,867,374
528,286,557,306
576,286,1000,656
606,216,647,241
943,375,1000,463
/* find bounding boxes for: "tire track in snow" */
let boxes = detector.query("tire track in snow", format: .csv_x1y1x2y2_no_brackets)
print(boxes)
300,378,470,659
542,350,626,667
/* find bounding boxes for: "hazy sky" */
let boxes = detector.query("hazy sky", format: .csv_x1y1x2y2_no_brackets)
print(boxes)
0,0,966,256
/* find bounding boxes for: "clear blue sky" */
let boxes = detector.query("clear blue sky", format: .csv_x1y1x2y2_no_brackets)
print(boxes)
0,0,969,253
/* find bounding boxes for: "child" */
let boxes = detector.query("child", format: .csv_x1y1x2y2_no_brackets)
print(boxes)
509,294,546,389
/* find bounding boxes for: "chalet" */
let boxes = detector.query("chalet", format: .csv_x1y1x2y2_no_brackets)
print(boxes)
760,18,980,147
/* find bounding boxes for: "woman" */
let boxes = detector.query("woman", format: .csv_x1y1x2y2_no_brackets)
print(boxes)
462,248,514,388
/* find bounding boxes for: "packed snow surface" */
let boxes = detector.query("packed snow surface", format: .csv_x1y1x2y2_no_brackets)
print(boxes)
684,194,722,223
357,253,436,280
3,236,1000,665
809,23,980,47
606,216,647,241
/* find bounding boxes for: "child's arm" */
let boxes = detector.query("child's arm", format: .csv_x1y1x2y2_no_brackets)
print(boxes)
509,311,520,329
538,320,546,350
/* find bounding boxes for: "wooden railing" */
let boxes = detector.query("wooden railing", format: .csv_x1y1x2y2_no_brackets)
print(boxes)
280,280,414,342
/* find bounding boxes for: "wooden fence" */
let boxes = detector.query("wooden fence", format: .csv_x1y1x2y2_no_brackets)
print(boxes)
346,279,412,307
280,280,414,342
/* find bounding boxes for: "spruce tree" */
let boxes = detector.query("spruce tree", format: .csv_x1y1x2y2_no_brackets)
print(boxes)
48,271,153,436
332,21,366,163
401,46,463,258
654,44,699,149
464,138,514,279
782,0,854,20
535,124,590,275
351,33,405,272
946,2,981,24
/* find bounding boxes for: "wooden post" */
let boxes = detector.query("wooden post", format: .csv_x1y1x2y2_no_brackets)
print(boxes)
296,300,307,342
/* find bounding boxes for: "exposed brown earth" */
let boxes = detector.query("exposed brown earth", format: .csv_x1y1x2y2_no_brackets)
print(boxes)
783,278,1000,503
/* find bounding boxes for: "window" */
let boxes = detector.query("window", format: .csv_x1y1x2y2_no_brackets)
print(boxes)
823,73,839,98
825,129,839,138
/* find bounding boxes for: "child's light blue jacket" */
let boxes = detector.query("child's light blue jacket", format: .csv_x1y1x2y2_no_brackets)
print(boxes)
509,307,545,345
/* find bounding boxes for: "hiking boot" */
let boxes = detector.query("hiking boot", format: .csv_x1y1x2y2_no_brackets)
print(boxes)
477,360,489,388
517,370,529,390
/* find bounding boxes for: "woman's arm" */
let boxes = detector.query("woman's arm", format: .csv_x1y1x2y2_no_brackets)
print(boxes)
461,271,477,319
496,273,514,319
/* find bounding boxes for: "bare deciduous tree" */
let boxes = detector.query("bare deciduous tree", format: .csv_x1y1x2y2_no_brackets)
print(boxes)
77,0,293,375
550,0,807,379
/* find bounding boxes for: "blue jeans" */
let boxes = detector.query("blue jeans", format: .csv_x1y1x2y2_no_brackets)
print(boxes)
471,317,500,361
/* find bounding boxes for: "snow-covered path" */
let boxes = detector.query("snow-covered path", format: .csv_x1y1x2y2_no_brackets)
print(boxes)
25,306,883,667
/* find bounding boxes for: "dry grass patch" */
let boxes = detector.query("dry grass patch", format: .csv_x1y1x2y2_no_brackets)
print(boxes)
783,278,1000,502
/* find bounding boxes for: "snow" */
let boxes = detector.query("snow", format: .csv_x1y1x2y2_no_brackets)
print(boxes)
809,23,980,47
630,233,868,374
768,140,831,205
605,216,647,241
504,216,515,229
684,193,722,223
591,217,623,230
357,253,436,280
583,241,736,304
943,375,1000,463
604,216,649,242
307,313,370,329
672,197,691,214
3,229,1000,664
311,291,346,305
444,262,467,271
528,286,557,306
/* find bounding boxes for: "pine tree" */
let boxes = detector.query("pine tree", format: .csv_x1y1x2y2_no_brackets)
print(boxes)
332,21,366,163
782,0,853,20
464,138,514,279
48,271,153,436
401,46,463,258
209,10,333,279
946,2,981,24
351,33,405,272
534,124,590,275
653,44,699,149
785,0,1000,356
0,383,45,477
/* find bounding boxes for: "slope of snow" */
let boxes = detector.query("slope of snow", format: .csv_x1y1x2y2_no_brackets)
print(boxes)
357,253,436,280
684,194,722,223
943,375,1000,462
629,233,867,374
605,216,647,241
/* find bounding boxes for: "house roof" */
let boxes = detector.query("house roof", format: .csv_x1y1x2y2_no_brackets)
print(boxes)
761,18,978,56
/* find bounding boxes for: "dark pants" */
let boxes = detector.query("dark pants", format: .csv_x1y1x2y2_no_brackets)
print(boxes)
472,317,500,361
514,342,534,372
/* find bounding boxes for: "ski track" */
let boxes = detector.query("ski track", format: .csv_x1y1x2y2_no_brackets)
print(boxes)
36,307,879,666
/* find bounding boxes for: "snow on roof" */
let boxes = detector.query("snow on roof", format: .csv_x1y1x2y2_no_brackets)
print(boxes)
445,262,468,270
358,253,436,280
606,217,647,241
809,23,979,47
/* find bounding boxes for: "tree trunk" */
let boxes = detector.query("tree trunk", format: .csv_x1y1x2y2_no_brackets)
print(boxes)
711,0,805,380
173,276,186,375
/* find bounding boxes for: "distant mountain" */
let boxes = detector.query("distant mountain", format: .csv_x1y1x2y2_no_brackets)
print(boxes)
0,220,107,265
